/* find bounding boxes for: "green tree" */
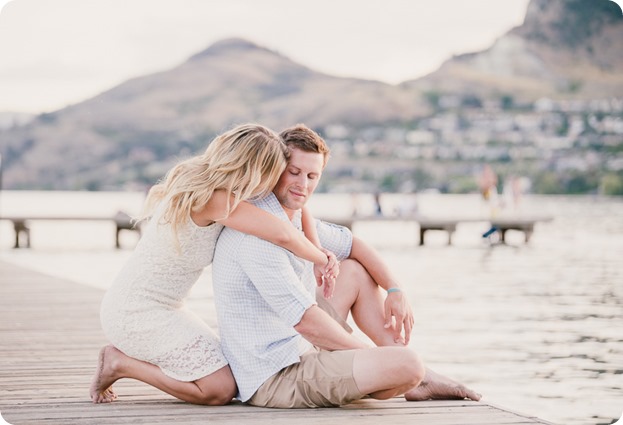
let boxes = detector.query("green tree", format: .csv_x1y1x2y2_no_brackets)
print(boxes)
565,173,597,194
600,174,623,195
533,172,563,194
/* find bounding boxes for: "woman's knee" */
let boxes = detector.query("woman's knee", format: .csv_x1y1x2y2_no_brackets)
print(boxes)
199,387,235,406
195,366,237,405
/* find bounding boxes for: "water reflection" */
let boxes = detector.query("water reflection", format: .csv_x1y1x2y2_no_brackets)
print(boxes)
360,197,623,425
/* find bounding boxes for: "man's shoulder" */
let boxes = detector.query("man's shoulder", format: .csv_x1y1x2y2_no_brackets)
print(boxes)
250,193,288,219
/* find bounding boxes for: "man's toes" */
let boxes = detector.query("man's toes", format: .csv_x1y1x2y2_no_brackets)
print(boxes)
465,388,482,401
456,384,481,401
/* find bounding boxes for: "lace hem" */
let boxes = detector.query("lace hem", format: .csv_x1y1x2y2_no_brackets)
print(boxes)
153,335,229,382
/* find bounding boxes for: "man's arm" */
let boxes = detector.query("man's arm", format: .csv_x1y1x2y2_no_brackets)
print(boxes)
237,234,368,351
349,235,415,344
294,305,369,351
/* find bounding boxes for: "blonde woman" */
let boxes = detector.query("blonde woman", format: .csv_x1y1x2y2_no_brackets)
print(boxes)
90,124,338,405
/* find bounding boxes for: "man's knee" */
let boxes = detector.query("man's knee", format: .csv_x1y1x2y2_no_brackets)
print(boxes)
400,350,425,388
340,259,367,276
339,259,373,284
329,259,369,301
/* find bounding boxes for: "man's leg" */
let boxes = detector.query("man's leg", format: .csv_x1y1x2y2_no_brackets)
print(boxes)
324,259,404,346
324,259,481,401
352,346,424,399
248,346,425,408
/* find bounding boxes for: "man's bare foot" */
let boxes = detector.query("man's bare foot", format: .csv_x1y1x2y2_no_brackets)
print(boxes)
404,368,481,402
89,345,122,403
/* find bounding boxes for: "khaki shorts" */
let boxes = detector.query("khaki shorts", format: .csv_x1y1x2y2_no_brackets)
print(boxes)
248,347,363,408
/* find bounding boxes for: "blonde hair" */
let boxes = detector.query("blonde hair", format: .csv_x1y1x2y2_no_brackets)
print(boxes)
142,123,287,241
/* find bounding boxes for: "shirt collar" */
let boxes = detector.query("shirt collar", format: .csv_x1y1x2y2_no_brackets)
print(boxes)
251,193,302,229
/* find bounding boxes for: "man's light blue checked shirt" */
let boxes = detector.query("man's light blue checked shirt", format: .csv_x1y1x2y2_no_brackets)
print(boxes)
212,193,352,402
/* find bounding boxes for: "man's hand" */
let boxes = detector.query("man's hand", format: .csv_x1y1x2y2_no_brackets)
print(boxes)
313,249,339,299
383,289,414,345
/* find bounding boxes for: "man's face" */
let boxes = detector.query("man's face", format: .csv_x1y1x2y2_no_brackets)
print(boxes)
273,148,324,214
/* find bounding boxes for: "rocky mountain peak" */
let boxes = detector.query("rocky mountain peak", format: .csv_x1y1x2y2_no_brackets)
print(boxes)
518,0,622,47
188,37,269,61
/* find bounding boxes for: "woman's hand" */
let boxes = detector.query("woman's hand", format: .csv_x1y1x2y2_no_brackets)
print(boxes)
314,249,339,299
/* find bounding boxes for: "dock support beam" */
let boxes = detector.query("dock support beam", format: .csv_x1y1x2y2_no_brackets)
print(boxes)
114,211,140,249
418,223,457,246
13,220,31,249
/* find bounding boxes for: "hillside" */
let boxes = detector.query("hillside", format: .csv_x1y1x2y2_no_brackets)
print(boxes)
0,38,423,190
406,0,623,101
1,0,622,191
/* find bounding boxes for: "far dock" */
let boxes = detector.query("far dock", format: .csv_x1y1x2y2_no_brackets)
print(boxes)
326,214,553,245
0,261,555,424
0,211,139,249
1,212,553,249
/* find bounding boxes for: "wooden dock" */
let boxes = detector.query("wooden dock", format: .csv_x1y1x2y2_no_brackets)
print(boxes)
0,212,139,249
328,214,553,245
1,213,552,249
0,260,554,425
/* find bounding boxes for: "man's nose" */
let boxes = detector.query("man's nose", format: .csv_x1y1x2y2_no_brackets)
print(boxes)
296,175,308,188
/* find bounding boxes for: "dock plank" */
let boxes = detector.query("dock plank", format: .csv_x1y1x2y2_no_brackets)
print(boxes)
0,261,554,424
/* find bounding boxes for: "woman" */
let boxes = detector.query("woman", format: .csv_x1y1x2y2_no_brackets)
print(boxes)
90,123,338,405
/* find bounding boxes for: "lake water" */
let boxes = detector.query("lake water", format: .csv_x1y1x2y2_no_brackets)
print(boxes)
0,190,621,425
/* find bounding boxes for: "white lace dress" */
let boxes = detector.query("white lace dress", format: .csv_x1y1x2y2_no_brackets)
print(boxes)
100,204,227,381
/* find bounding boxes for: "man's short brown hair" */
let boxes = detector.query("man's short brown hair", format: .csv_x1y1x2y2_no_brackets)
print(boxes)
279,124,330,167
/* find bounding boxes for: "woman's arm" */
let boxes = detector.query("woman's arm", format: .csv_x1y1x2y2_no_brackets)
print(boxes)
301,206,322,247
302,206,339,298
193,190,329,266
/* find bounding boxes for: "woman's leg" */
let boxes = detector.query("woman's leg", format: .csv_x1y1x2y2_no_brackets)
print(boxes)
90,345,237,405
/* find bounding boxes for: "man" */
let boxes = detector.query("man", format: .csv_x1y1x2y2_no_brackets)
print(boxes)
212,124,480,408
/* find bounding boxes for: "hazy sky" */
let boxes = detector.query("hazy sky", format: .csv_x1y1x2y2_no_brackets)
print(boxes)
0,0,539,114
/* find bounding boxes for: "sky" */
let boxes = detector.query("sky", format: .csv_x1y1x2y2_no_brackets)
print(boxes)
0,0,538,114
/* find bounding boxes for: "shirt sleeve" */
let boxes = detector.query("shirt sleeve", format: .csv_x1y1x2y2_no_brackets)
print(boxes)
237,235,316,327
316,220,353,261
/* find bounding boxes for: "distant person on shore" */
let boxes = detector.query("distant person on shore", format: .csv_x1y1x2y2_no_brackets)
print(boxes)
479,164,501,240
90,123,340,404
213,124,481,408
373,191,383,216
502,175,526,212
478,164,499,214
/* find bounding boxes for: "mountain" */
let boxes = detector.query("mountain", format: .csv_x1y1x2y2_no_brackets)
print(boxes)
405,0,623,101
0,38,424,190
1,0,622,190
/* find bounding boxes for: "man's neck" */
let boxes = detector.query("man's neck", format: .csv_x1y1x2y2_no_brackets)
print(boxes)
282,206,298,222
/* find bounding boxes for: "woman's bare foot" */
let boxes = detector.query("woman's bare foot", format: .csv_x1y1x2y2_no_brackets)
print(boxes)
404,368,481,402
89,345,123,403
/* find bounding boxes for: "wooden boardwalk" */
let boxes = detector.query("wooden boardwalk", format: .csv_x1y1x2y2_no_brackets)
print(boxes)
0,261,554,425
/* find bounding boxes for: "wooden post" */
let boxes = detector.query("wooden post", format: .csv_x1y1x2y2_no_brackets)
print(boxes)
12,220,30,249
114,211,139,249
